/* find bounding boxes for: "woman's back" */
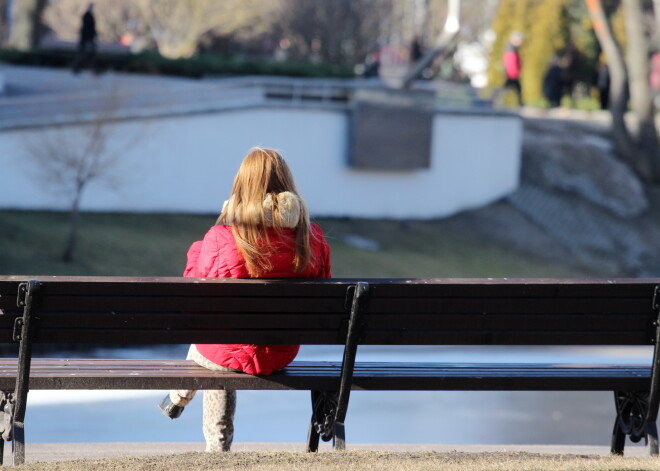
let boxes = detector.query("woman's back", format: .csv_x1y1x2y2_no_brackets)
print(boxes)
185,223,331,280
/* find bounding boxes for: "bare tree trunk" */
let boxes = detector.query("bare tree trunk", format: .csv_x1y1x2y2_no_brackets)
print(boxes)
63,185,83,263
623,0,660,181
8,0,47,50
585,0,640,173
654,0,660,46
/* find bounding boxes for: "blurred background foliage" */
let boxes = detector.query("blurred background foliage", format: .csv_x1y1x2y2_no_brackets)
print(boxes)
486,0,632,105
0,0,658,107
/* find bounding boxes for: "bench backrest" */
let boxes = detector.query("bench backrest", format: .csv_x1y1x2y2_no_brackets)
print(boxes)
0,277,354,345
363,279,660,346
1,277,659,347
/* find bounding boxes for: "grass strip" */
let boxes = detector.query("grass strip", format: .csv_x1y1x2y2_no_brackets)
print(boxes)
0,210,580,278
15,451,660,471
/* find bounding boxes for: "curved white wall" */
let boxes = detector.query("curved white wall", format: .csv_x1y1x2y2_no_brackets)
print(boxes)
0,106,521,219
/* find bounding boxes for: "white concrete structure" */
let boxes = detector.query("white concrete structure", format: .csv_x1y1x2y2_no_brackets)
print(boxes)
1,105,521,219
0,65,521,219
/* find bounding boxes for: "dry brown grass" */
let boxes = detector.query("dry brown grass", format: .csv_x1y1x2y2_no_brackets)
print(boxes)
15,451,660,471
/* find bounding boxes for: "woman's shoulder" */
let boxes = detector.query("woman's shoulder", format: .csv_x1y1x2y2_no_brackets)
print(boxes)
206,224,234,240
201,224,238,252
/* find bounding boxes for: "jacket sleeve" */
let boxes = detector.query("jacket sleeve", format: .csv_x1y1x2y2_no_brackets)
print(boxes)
183,240,203,277
184,227,222,278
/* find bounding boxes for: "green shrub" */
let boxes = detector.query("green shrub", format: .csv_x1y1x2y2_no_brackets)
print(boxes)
0,48,353,79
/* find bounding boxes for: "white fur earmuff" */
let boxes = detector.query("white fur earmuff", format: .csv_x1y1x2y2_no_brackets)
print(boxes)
222,192,301,228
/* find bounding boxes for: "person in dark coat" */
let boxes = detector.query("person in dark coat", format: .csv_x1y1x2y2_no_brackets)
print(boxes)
596,61,610,110
559,44,577,103
410,35,423,63
543,55,563,108
72,3,97,74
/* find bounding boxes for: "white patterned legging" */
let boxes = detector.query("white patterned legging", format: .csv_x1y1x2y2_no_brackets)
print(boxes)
169,345,237,452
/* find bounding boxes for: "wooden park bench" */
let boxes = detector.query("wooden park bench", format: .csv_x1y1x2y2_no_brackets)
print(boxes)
0,276,659,465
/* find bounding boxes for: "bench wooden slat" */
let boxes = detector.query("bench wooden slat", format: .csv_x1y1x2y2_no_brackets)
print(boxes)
368,280,660,298
5,313,653,335
368,298,653,314
0,328,650,347
5,360,648,375
25,297,655,315
3,276,659,297
361,330,652,346
11,312,652,332
35,279,353,297
0,298,17,310
23,312,348,330
0,314,653,344
0,359,649,392
364,313,653,331
35,296,347,313
24,329,345,345
0,328,647,346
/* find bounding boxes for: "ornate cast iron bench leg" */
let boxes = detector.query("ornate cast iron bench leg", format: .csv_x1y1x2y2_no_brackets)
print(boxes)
307,390,338,452
612,391,648,455
306,283,368,453
612,390,659,456
306,420,319,452
611,417,626,455
306,391,321,452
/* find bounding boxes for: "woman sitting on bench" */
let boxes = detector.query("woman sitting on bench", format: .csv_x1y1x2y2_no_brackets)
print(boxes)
158,147,332,452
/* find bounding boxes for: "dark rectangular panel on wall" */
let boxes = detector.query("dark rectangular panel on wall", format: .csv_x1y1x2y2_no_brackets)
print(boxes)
350,88,435,170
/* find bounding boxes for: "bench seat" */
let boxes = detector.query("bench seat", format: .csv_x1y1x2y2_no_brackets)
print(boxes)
0,358,649,392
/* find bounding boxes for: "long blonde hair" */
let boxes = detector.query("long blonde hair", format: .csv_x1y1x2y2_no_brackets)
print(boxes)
217,147,313,277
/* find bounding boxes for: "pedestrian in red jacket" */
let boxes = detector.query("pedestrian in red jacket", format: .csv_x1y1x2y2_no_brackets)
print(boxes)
159,147,332,452
502,31,523,106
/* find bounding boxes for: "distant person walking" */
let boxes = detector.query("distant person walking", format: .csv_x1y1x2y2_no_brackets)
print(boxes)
410,35,423,63
559,44,577,105
650,52,660,108
543,55,563,108
73,3,97,74
596,58,610,110
359,43,381,78
158,147,332,452
502,32,523,106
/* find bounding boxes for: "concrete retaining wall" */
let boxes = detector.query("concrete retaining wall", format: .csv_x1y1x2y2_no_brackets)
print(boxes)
0,105,521,219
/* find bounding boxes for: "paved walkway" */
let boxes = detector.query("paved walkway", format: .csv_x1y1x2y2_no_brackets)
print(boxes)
0,64,503,132
3,442,650,464
0,65,262,130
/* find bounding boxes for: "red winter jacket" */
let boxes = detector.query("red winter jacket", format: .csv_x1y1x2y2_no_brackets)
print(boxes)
183,223,332,375
503,47,521,80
